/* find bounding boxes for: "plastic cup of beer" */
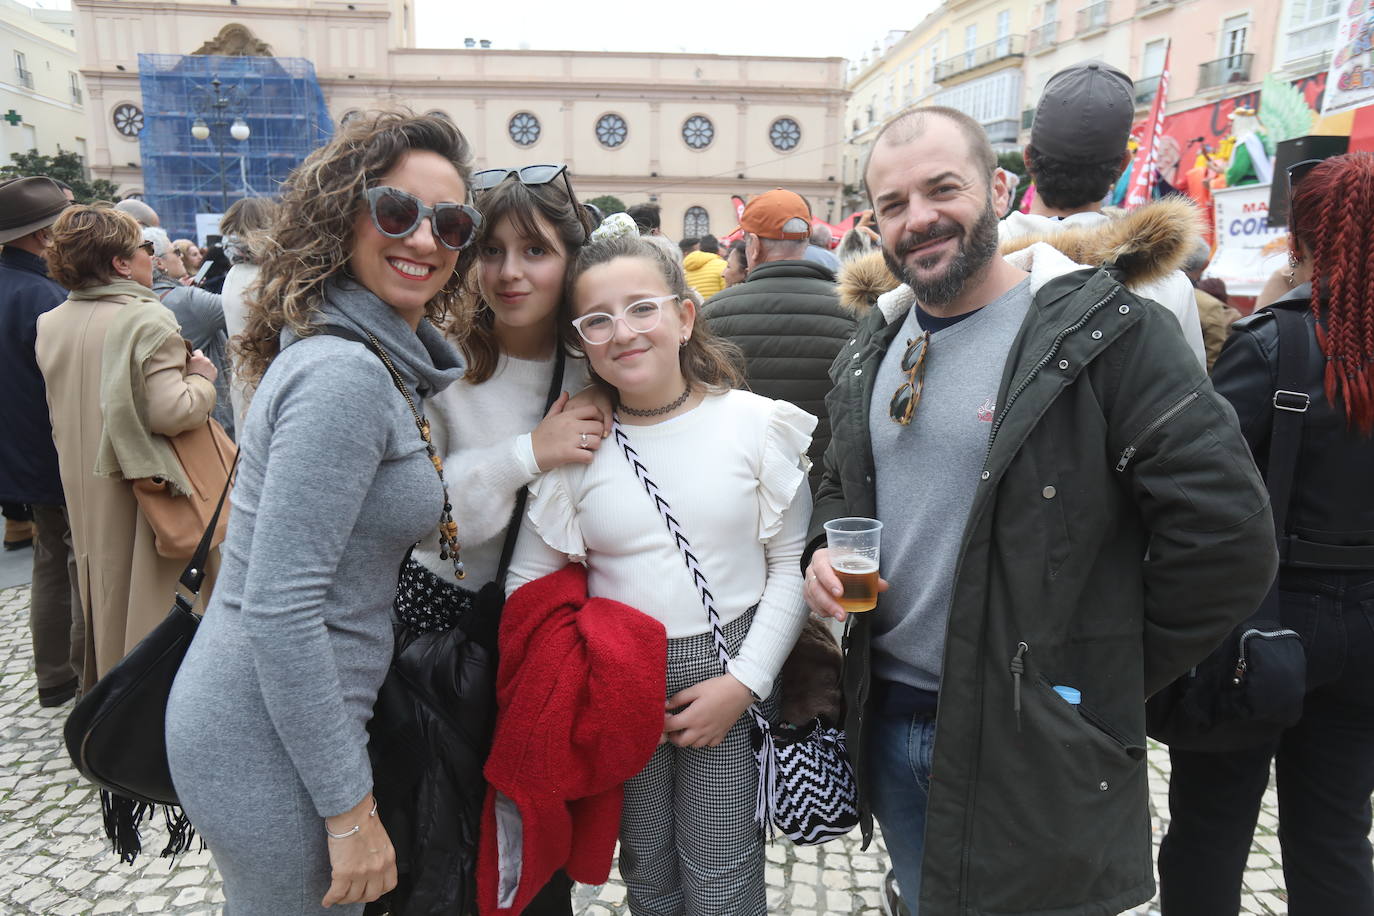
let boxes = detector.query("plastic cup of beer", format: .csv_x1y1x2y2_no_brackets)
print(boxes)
823,517,882,613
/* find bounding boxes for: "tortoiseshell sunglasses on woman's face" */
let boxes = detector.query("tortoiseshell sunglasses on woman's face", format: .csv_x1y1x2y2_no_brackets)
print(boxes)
889,331,931,425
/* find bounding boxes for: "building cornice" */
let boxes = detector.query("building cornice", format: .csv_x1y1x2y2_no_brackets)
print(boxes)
321,78,844,104
0,82,83,113
391,47,844,66
0,16,78,55
74,1,388,22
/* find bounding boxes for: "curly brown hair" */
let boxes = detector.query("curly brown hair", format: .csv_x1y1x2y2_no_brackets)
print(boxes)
235,111,476,384
448,171,591,384
45,203,141,290
565,233,744,393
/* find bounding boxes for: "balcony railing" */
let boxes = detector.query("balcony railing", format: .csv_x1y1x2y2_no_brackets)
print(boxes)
1076,1,1111,35
16,67,33,89
1021,107,1036,130
1136,0,1175,14
1028,21,1060,53
1134,75,1161,108
1198,53,1254,90
933,35,1026,82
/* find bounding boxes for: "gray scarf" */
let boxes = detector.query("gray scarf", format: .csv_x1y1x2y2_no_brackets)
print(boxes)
284,276,465,402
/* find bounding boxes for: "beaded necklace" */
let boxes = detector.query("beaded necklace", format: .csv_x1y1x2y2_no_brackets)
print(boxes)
363,330,465,580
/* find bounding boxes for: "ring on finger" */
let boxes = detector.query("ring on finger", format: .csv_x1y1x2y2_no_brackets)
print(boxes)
579,432,589,448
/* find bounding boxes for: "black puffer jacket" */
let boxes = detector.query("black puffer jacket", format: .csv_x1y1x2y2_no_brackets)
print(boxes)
702,259,857,490
1212,284,1374,561
367,583,501,916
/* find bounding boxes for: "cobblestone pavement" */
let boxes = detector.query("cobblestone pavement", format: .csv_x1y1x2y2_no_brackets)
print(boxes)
0,578,1316,914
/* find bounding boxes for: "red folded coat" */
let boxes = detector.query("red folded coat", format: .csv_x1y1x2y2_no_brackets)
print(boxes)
477,563,667,915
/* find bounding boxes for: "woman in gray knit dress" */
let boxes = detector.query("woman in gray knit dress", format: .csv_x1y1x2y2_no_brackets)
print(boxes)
165,113,480,915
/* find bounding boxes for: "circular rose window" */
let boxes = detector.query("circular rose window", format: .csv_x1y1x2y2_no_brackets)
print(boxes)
769,117,801,152
509,112,540,147
595,113,628,149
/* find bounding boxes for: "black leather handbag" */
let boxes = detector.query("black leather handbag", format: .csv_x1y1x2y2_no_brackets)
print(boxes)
63,459,234,861
1146,307,1309,752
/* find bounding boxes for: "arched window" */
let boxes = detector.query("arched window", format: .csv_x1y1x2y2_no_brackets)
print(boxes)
683,206,710,238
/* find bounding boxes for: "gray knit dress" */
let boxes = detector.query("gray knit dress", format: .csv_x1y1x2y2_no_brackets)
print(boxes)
166,279,464,916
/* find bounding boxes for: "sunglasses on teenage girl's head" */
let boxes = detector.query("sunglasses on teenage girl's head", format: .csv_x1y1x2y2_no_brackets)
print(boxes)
471,165,589,232
889,331,931,426
470,164,570,193
570,294,675,345
364,186,482,251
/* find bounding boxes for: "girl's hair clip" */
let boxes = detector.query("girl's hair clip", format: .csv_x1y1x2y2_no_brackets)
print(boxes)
590,211,639,244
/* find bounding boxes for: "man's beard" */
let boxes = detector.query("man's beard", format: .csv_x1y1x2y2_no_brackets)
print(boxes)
882,196,1001,307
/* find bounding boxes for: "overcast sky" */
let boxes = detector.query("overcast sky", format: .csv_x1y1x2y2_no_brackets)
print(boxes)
414,0,931,69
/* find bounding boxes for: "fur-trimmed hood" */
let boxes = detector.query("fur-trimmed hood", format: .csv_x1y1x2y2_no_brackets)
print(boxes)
835,197,1204,314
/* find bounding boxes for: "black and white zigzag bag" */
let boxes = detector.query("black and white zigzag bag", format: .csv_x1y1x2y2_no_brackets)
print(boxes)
614,418,859,845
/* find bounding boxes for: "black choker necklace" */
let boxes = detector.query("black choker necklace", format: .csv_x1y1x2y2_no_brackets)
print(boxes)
619,385,692,417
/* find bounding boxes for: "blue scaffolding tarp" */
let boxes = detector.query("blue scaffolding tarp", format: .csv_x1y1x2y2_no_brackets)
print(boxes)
138,53,333,240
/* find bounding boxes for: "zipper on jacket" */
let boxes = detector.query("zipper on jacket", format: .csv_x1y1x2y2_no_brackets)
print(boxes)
1009,641,1029,731
1114,390,1201,472
1233,627,1301,685
982,288,1120,474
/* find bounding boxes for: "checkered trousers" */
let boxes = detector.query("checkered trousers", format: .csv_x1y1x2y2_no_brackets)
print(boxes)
618,607,776,916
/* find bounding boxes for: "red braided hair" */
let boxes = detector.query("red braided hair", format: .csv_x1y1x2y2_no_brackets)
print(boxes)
1290,152,1374,435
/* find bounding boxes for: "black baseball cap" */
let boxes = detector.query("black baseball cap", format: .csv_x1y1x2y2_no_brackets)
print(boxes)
1032,61,1135,163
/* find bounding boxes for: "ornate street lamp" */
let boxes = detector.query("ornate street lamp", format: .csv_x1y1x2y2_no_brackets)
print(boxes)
189,77,250,213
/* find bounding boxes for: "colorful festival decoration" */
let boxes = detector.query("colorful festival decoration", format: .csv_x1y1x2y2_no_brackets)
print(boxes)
1324,0,1374,115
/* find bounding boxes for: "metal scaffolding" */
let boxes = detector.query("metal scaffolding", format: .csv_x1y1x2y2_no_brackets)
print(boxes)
138,53,333,240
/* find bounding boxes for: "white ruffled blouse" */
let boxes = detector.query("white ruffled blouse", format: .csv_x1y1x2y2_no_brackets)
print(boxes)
505,388,816,699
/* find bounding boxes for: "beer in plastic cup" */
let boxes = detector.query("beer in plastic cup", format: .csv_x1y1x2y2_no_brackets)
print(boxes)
823,517,882,613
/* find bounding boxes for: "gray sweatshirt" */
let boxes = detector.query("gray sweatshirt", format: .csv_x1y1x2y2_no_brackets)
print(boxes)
867,278,1032,692
167,277,464,818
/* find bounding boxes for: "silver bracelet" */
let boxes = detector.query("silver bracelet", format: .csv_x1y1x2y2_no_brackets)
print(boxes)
325,797,378,840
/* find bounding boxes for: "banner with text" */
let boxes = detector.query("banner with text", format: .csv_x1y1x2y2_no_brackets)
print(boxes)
1207,183,1289,297
1324,0,1374,115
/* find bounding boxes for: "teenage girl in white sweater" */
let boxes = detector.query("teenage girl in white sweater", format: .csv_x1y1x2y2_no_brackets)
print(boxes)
403,166,604,915
506,225,814,916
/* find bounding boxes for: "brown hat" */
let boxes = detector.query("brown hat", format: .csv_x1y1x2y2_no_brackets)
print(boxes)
0,176,69,244
738,188,812,240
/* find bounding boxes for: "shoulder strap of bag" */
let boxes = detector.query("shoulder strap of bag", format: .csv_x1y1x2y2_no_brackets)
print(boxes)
611,416,770,731
177,451,238,599
613,415,779,834
1266,306,1311,537
316,326,566,590
494,345,567,587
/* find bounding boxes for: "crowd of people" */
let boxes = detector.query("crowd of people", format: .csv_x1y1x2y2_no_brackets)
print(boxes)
0,57,1371,916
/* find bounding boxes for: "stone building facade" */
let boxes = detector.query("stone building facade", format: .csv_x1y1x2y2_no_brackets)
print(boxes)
73,0,846,238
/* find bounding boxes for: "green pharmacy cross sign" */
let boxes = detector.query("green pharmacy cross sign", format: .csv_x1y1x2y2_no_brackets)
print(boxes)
3,110,23,126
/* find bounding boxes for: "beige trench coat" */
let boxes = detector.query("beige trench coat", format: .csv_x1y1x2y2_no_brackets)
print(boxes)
36,291,219,686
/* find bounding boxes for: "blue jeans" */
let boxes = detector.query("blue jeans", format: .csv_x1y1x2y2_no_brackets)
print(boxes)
1159,570,1374,916
868,709,937,914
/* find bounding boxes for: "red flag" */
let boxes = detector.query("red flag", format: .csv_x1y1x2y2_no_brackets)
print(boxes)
1126,43,1171,208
